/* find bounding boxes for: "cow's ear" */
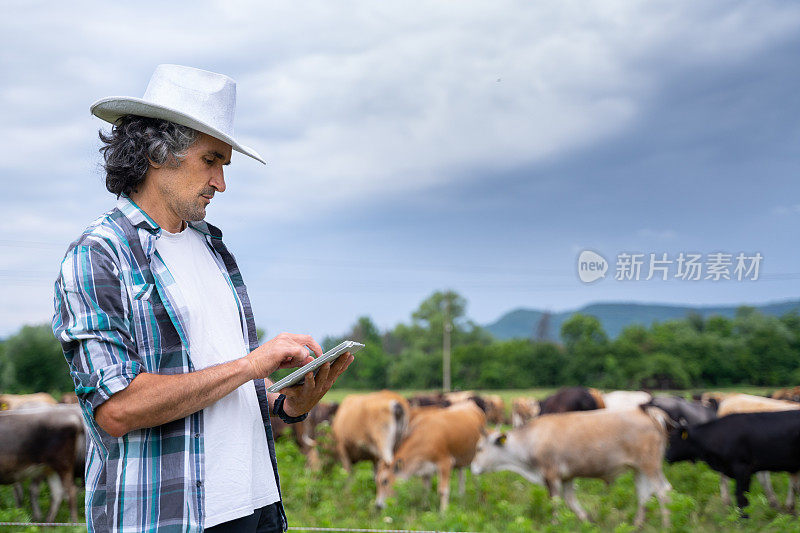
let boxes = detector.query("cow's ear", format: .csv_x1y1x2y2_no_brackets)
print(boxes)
394,459,403,473
495,433,507,446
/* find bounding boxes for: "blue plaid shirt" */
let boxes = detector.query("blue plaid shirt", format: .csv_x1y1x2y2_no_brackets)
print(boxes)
52,195,286,532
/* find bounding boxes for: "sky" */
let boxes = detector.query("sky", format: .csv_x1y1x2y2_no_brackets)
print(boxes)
1,0,799,341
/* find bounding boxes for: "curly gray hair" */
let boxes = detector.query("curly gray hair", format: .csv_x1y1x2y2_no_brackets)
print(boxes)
99,115,198,197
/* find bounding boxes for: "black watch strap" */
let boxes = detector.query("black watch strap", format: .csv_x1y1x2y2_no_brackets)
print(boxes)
272,393,308,424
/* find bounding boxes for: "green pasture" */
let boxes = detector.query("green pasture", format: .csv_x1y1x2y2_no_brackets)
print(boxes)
0,386,797,532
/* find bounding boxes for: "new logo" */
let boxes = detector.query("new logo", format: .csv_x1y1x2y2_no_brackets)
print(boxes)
578,250,608,283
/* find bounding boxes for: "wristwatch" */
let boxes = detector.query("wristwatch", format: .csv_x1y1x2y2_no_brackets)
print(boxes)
272,394,308,424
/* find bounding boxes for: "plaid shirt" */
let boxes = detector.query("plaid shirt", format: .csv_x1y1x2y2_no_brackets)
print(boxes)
52,195,286,532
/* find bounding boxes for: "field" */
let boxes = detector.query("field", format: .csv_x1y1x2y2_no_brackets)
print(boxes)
1,388,799,532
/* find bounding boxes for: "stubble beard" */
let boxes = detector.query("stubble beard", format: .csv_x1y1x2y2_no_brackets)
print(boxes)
160,182,207,225
181,197,207,222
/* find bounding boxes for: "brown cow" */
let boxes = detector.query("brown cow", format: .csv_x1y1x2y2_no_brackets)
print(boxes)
772,386,800,403
511,397,540,428
443,391,505,424
0,405,82,522
375,402,486,511
481,394,507,425
0,393,57,411
332,391,409,473
407,392,450,408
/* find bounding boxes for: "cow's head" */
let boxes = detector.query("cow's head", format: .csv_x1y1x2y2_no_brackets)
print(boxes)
665,422,698,463
471,431,508,475
374,459,398,509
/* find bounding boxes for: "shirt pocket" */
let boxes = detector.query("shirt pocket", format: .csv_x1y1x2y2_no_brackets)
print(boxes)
128,282,158,367
128,281,186,372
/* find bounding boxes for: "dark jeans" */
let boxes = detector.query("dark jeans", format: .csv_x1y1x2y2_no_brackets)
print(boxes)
204,502,283,533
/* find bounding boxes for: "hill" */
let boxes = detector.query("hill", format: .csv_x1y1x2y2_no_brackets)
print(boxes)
484,299,800,341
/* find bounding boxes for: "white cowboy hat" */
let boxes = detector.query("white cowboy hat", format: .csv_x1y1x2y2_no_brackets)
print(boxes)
90,64,265,164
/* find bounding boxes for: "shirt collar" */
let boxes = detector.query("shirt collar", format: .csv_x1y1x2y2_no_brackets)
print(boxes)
116,195,161,236
115,195,225,263
187,220,223,240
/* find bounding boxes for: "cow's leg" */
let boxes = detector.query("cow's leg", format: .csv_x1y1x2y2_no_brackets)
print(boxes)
756,471,780,508
633,471,657,528
64,470,77,523
655,473,672,529
437,459,453,512
719,475,732,506
306,446,321,471
336,442,352,474
787,472,800,513
12,482,23,507
562,479,588,522
544,475,563,524
733,471,752,518
458,468,466,497
545,476,562,499
29,480,43,522
45,472,64,523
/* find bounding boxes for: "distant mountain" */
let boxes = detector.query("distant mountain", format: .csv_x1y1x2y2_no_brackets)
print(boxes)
484,299,800,341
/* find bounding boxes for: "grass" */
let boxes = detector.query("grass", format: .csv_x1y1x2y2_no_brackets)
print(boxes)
1,386,795,532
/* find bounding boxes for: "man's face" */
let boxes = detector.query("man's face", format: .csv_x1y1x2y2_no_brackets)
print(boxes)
154,132,233,223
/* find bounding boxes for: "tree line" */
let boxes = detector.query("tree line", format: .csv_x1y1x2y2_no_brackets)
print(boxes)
1,290,799,394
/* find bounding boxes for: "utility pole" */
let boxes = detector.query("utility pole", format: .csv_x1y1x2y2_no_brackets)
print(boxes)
443,295,452,392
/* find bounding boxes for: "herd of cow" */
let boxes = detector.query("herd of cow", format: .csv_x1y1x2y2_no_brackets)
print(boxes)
3,386,800,527
275,387,800,528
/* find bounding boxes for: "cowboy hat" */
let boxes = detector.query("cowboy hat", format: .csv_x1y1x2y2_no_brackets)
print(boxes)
90,64,265,165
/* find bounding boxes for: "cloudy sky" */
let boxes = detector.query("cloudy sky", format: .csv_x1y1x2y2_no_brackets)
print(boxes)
1,1,799,340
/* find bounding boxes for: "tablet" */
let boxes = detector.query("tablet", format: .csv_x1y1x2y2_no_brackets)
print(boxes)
266,340,364,393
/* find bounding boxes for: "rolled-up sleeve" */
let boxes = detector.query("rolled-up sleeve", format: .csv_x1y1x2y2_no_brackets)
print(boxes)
53,243,144,414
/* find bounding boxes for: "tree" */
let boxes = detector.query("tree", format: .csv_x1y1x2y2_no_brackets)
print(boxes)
560,314,611,385
3,324,73,394
331,316,390,389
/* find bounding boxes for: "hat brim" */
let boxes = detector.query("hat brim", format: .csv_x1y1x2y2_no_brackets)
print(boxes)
90,97,266,165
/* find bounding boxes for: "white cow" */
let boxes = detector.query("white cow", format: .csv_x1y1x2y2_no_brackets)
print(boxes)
472,407,671,528
602,390,652,411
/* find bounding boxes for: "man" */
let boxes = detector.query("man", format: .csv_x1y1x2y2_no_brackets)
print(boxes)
52,64,353,532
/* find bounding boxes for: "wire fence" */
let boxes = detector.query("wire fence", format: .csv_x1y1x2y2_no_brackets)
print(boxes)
0,523,475,533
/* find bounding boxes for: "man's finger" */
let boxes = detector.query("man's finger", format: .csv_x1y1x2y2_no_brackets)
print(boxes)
303,370,315,390
314,362,332,384
331,352,351,372
290,334,323,357
332,355,354,380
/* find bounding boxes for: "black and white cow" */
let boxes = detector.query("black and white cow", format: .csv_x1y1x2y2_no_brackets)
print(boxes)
666,410,800,516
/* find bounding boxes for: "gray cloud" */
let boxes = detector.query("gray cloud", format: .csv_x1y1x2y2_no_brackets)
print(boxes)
2,1,800,337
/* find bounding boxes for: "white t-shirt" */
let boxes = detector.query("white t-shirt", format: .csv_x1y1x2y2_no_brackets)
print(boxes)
155,225,280,528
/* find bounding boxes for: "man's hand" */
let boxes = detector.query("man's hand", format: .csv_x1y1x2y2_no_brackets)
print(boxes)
280,351,354,417
244,332,322,379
